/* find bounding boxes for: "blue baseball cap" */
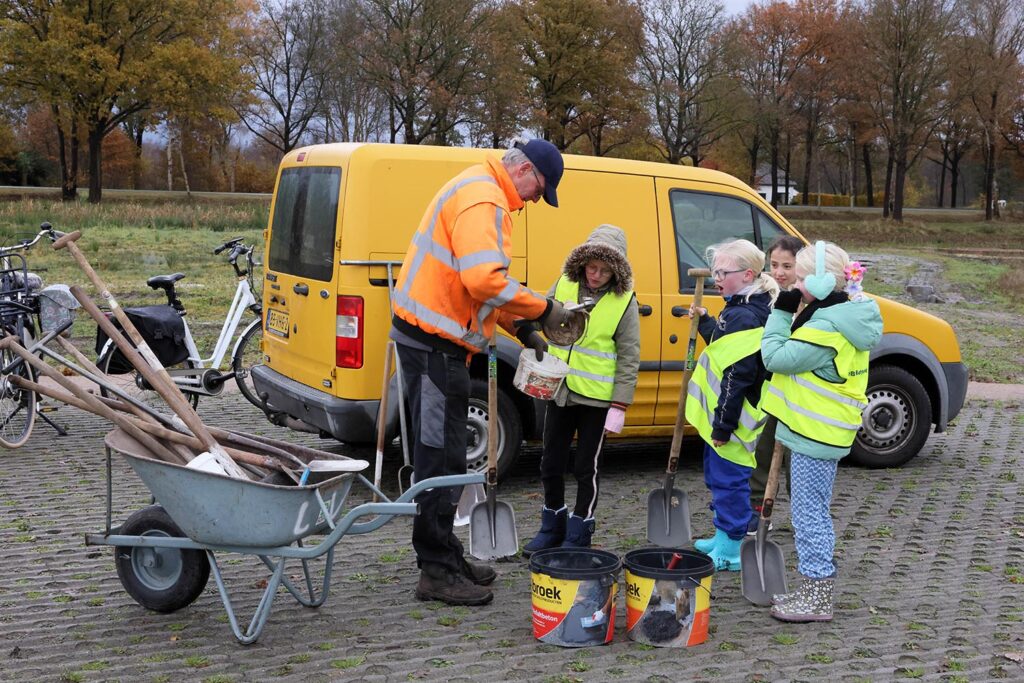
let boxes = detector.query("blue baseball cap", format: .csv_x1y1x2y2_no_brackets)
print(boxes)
516,139,563,207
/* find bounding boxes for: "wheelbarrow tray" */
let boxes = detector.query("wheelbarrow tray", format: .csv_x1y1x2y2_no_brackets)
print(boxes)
105,428,356,548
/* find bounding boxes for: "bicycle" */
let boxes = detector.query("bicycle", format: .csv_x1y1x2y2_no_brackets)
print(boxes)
0,222,74,448
97,236,265,411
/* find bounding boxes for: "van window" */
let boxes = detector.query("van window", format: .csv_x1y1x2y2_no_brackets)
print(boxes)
756,209,787,246
670,190,756,292
268,167,341,282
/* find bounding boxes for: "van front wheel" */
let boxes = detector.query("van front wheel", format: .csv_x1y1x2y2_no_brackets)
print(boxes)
466,379,522,480
849,365,932,468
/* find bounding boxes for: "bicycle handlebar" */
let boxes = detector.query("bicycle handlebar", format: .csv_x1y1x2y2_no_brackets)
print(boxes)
0,222,65,256
213,236,245,255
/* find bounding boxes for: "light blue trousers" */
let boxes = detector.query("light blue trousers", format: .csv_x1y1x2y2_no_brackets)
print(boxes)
789,451,839,579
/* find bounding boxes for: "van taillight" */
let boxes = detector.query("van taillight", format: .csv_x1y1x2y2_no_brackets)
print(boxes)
336,296,364,368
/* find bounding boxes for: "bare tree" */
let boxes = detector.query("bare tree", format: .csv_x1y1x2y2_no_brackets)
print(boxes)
356,0,490,145
960,0,1024,219
239,0,328,154
860,0,956,221
638,0,734,165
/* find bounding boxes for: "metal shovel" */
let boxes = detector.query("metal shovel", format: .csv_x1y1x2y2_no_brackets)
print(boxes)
469,336,518,560
647,268,709,547
740,440,788,605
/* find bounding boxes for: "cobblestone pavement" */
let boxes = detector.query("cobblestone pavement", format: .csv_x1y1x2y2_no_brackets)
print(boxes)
1,393,1022,683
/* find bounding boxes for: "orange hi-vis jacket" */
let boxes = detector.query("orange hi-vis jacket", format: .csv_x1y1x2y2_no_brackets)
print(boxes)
393,156,549,353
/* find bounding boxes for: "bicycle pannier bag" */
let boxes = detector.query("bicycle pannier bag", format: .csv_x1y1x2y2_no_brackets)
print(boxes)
95,305,189,375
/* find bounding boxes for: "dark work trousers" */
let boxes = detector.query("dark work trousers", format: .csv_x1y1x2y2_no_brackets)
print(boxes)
395,341,470,574
749,415,792,508
541,402,609,519
702,442,753,540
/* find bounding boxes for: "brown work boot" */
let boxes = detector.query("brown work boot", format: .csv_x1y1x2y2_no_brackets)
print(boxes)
459,556,496,586
416,566,493,606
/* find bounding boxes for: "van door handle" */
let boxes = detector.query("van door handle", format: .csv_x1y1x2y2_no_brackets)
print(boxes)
671,305,687,317
293,283,309,296
638,304,652,316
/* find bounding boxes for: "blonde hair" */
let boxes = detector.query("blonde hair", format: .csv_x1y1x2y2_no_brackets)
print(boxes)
705,239,780,303
795,241,850,293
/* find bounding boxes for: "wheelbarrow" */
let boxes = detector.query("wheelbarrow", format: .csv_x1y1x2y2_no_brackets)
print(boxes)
86,427,483,645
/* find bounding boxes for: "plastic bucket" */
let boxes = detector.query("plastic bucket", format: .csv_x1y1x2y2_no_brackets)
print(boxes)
529,548,621,647
623,548,715,647
513,349,569,400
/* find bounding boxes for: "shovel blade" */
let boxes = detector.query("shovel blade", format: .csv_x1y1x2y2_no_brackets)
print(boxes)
468,499,518,560
454,483,486,527
646,488,691,546
739,535,788,606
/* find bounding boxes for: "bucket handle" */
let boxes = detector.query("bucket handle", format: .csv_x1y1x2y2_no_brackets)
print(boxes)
684,575,712,596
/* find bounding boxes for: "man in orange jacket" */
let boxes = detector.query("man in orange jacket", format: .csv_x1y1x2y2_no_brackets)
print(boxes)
390,139,584,605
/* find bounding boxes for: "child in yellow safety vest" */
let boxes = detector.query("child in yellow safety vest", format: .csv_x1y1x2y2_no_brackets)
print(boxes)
520,225,641,555
760,241,881,622
686,239,779,571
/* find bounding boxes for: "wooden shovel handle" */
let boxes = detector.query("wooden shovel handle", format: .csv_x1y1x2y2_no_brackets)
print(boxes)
69,284,220,456
761,440,786,520
666,268,711,473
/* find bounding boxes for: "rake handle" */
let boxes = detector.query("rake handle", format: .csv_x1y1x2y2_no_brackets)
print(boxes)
666,268,710,474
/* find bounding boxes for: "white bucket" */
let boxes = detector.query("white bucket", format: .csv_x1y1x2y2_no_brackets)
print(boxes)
513,349,569,401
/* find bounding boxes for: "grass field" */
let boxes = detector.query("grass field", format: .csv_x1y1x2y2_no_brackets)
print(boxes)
1,196,1020,382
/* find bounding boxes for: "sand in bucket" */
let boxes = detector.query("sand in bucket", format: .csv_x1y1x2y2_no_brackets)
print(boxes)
623,548,715,647
513,349,569,401
529,548,621,647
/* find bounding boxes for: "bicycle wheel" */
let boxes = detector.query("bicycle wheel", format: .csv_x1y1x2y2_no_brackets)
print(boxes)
232,318,265,408
98,352,200,413
0,340,37,448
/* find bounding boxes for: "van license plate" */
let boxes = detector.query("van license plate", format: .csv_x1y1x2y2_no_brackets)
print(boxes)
266,309,289,337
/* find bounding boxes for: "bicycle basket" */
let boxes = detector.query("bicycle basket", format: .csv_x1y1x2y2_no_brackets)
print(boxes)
95,305,189,375
38,285,78,337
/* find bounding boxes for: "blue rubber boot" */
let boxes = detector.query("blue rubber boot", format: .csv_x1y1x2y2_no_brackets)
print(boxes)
707,534,742,571
694,528,727,554
561,514,596,549
522,507,567,557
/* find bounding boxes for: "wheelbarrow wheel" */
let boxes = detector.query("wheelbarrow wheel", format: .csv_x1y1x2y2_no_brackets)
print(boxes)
114,505,209,613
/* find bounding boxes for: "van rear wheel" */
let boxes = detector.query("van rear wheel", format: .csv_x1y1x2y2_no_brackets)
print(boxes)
466,379,522,480
849,365,931,468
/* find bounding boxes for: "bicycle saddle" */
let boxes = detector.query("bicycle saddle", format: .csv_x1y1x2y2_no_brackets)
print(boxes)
147,273,186,290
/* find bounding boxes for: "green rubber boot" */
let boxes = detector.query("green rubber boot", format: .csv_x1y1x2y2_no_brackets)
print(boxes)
707,533,742,571
694,528,727,554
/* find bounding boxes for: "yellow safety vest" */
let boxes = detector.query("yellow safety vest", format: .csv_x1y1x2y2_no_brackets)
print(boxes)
548,276,631,401
761,327,869,448
684,327,767,468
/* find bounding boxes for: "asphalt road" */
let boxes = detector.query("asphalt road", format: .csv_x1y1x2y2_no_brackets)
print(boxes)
1,391,1022,682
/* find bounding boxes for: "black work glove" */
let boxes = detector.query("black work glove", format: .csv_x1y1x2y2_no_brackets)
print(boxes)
514,321,548,361
774,289,803,314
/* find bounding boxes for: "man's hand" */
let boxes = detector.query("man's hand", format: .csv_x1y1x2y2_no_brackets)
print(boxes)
774,289,802,314
514,322,548,361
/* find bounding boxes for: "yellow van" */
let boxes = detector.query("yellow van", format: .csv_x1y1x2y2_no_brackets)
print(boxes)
251,143,967,475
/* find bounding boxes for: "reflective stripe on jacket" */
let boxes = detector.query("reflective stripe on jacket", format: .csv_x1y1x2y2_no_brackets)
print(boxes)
684,327,767,467
393,157,547,353
548,275,632,401
761,327,869,448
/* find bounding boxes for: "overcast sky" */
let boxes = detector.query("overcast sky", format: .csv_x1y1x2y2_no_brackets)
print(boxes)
721,0,754,17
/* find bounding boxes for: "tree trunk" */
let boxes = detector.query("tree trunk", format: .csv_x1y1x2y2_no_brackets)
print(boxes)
892,143,908,223
950,150,960,208
862,143,874,207
984,134,996,221
131,126,144,190
882,144,894,219
802,123,814,206
770,130,780,208
748,137,760,188
784,135,792,206
87,126,104,204
938,145,948,208
176,133,191,197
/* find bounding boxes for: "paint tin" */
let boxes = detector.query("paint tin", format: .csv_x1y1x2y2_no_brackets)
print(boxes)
623,548,715,647
529,548,621,647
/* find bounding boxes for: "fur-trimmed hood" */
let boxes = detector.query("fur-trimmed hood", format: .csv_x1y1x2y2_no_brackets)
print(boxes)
562,224,633,295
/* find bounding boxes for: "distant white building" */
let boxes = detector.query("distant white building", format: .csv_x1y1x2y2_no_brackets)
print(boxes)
754,167,799,205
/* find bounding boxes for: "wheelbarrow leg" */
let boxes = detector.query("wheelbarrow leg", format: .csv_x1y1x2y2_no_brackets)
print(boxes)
208,550,287,645
258,546,336,609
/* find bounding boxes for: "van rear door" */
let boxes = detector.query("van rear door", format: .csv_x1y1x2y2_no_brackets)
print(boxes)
262,165,343,391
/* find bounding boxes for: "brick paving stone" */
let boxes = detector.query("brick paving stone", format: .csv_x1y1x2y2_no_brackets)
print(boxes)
1,393,1022,682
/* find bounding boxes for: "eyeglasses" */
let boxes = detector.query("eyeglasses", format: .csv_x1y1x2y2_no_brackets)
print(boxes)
712,268,745,280
530,165,545,192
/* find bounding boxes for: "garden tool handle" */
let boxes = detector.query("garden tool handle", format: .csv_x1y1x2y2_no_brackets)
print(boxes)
761,440,786,521
486,335,498,487
667,552,684,570
666,268,710,474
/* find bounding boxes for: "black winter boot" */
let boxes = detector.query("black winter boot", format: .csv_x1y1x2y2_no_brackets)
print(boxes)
561,514,596,549
522,507,567,557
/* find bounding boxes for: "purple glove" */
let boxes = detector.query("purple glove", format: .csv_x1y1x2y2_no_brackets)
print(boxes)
604,405,626,433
